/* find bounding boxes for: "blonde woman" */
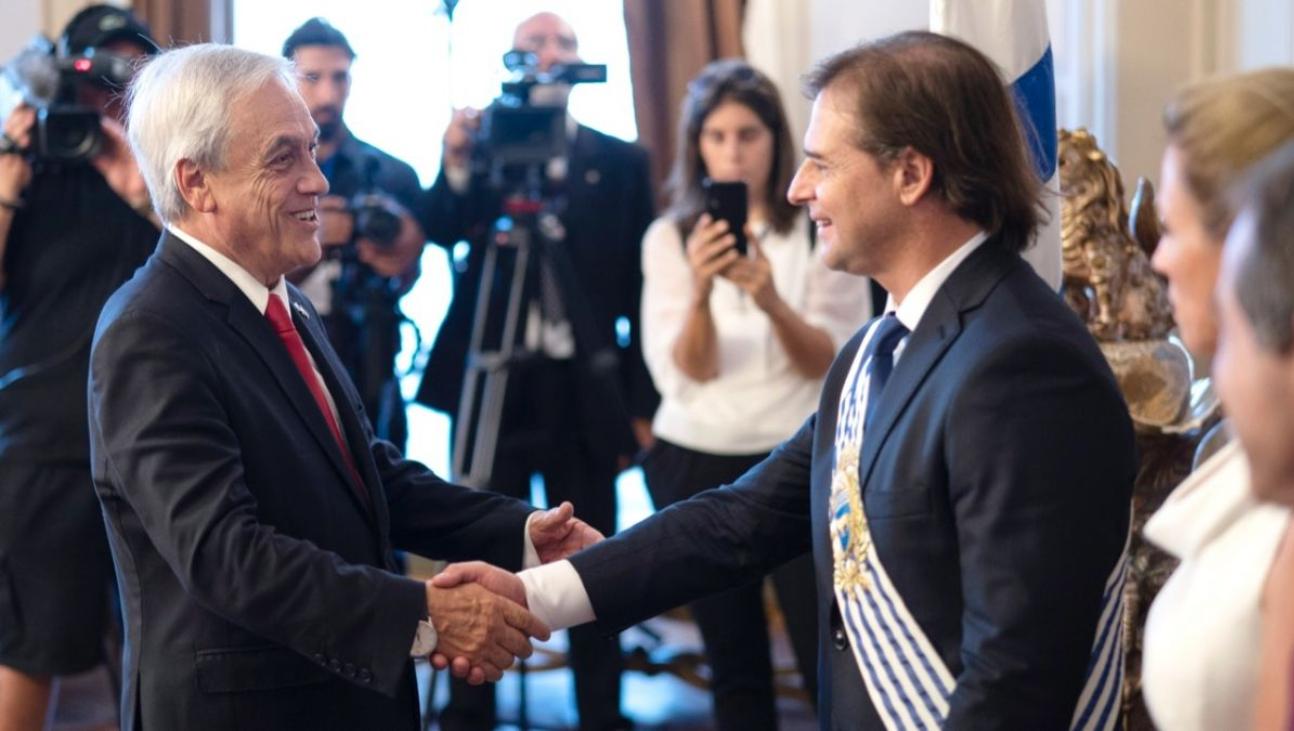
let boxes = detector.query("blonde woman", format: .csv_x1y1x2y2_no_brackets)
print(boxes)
1140,67,1294,731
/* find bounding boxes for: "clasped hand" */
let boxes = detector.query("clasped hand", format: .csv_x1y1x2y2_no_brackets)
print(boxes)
422,501,604,684
423,567,548,685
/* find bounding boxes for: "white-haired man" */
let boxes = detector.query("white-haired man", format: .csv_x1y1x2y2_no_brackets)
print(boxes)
88,44,598,730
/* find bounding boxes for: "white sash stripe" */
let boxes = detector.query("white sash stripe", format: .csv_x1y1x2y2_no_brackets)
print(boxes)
865,552,958,697
1070,540,1130,725
1097,601,1127,731
861,558,955,717
1076,596,1126,731
855,581,946,728
832,317,1130,729
839,587,918,731
1071,552,1129,730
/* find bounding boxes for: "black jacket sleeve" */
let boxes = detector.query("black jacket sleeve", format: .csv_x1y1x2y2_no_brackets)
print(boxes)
941,335,1134,729
569,414,816,632
373,437,533,571
90,310,427,698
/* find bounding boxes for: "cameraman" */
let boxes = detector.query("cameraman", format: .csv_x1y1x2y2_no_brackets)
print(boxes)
0,6,159,728
283,18,425,451
417,11,655,731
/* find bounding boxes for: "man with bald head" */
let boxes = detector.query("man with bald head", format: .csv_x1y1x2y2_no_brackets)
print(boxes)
417,11,653,731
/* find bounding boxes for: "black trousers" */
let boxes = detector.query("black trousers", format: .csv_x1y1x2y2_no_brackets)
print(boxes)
641,439,820,730
441,359,623,731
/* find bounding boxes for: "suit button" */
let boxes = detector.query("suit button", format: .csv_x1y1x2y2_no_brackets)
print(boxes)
342,663,356,678
328,658,341,672
832,627,848,651
357,669,372,683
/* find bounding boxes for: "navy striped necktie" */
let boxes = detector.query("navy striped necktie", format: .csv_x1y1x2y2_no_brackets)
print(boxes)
862,314,910,431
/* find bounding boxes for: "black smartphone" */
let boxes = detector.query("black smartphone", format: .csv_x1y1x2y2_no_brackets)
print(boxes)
702,178,748,257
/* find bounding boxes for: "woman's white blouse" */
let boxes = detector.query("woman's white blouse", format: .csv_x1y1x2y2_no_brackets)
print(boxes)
1142,440,1291,731
640,214,870,455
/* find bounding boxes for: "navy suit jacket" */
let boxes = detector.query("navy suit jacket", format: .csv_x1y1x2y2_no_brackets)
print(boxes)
88,233,534,730
569,241,1136,729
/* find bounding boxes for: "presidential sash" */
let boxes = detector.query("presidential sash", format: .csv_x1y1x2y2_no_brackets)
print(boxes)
828,323,1128,731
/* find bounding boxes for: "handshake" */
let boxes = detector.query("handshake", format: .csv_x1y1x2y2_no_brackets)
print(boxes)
421,501,599,684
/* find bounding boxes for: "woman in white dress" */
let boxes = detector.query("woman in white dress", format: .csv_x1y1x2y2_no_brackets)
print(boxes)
1141,67,1294,731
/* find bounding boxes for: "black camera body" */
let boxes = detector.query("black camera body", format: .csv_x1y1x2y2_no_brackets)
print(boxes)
472,51,606,189
2,37,135,163
348,193,402,249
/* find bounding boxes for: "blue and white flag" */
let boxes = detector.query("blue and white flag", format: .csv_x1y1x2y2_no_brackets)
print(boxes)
931,0,1062,290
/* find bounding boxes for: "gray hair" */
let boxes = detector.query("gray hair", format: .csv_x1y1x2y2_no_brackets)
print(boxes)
127,44,295,223
1230,140,1294,353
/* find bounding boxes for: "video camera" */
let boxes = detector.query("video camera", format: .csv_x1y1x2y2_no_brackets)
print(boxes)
0,36,135,163
472,50,606,189
346,192,402,249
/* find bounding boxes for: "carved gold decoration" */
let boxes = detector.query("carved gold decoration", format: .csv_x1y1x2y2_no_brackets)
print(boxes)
1059,128,1174,343
1059,128,1223,731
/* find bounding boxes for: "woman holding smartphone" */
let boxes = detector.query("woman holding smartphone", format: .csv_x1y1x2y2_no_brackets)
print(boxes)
638,58,868,729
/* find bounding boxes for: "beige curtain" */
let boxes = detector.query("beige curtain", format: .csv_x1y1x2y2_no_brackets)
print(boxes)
132,0,231,46
623,0,745,203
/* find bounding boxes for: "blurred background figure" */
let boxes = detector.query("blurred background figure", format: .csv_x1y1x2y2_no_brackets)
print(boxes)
1212,139,1294,731
638,58,868,729
417,11,655,731
1139,67,1294,731
283,17,426,452
0,5,159,730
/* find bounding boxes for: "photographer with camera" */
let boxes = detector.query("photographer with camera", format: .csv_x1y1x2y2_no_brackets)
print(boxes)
283,18,426,451
416,11,655,731
0,6,159,729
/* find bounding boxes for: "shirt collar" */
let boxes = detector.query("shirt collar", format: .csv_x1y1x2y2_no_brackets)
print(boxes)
167,224,288,314
888,230,989,332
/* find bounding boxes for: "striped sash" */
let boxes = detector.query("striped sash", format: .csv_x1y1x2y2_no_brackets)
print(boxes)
828,323,1128,730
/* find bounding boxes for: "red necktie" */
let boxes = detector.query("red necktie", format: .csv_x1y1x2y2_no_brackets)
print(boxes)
265,294,370,508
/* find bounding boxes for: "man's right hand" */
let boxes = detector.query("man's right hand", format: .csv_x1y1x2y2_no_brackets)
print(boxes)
423,570,550,685
0,105,35,204
442,107,481,171
685,213,741,303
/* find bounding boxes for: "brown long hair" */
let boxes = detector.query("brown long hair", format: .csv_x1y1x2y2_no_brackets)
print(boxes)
664,58,799,235
804,31,1045,252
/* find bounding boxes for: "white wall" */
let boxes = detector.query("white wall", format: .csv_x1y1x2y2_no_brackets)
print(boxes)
0,0,43,61
1238,0,1294,68
1,0,132,63
791,0,1293,189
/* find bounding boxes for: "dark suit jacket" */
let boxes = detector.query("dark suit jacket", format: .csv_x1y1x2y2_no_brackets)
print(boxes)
414,124,657,458
568,242,1136,730
88,233,534,731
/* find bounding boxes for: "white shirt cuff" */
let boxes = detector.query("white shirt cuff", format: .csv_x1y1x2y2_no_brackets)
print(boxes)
518,560,596,631
444,163,471,194
522,511,541,569
410,617,437,656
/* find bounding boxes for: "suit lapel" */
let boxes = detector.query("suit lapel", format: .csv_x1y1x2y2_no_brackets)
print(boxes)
857,242,1020,491
292,294,388,532
157,236,375,524
857,297,961,491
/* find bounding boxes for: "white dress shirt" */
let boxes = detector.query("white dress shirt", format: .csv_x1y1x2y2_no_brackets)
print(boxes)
519,231,990,631
1142,441,1291,731
641,214,870,454
169,225,543,654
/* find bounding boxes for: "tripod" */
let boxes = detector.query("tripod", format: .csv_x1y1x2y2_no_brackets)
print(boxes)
452,195,546,488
